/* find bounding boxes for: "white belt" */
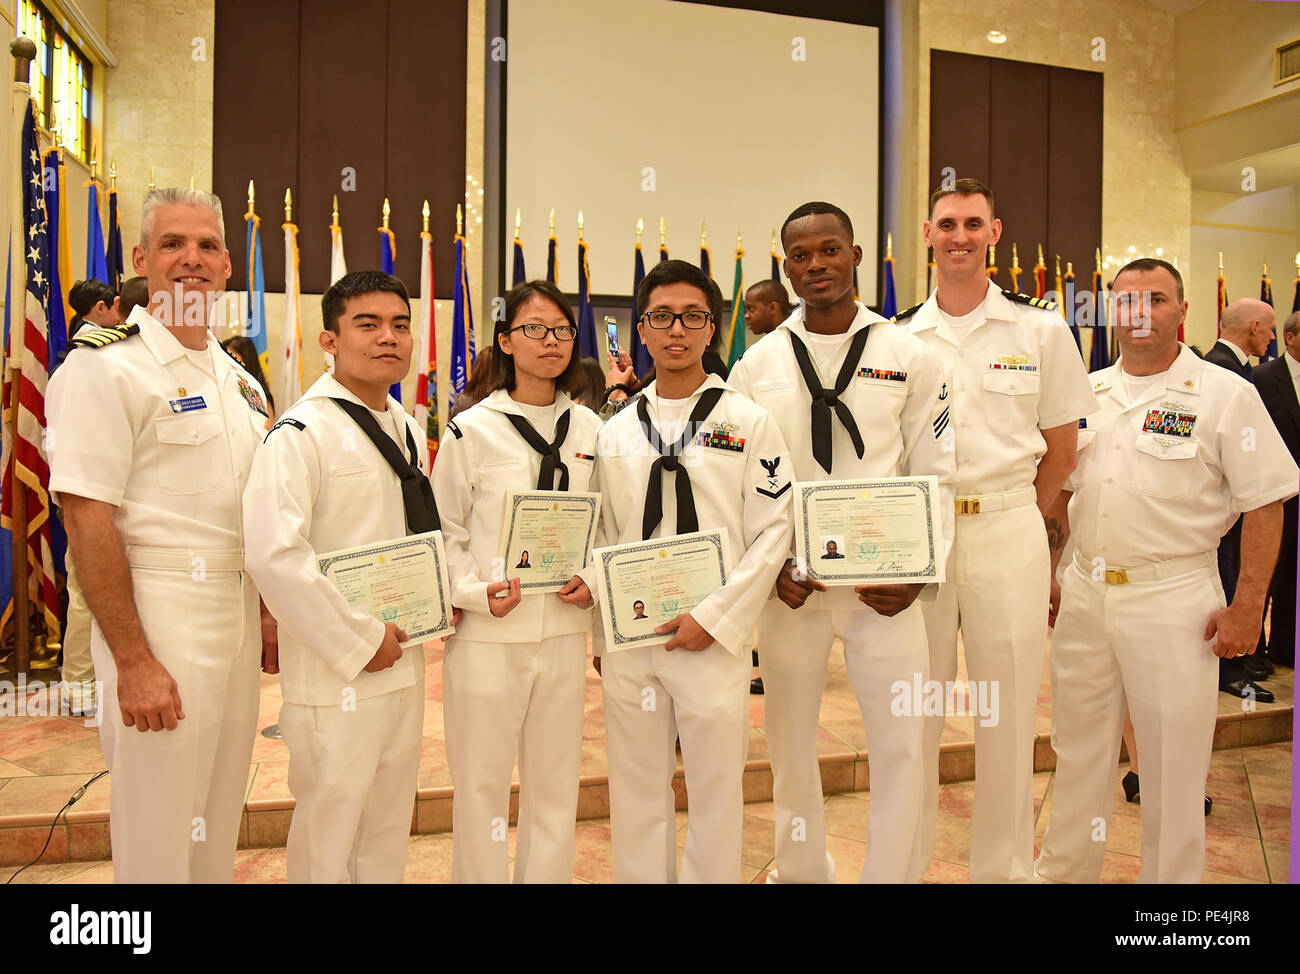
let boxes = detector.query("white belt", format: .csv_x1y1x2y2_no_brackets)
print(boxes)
126,545,246,574
954,485,1037,516
1072,549,1215,585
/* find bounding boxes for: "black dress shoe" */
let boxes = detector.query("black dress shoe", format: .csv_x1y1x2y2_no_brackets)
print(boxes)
1219,679,1275,703
1242,656,1274,679
1122,771,1140,803
750,676,765,695
1205,796,1212,816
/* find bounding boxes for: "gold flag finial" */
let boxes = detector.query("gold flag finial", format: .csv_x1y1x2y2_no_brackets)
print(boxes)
148,167,155,192
1054,254,1061,276
578,209,584,241
1095,247,1102,272
421,200,429,234
382,197,390,231
1218,252,1224,272
659,217,666,247
1066,260,1074,276
1011,242,1020,270
89,146,97,180
1262,260,1268,277
737,228,743,248
109,160,117,192
1036,243,1044,267
456,203,463,236
636,218,643,246
246,180,255,217
515,208,521,239
886,232,893,260
189,174,196,191
771,227,777,252
284,187,292,223
700,220,707,246
988,243,996,267
331,194,340,229
548,208,555,233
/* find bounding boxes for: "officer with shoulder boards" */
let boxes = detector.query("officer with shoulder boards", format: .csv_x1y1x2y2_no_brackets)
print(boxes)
46,189,276,883
897,178,1096,883
1035,258,1296,883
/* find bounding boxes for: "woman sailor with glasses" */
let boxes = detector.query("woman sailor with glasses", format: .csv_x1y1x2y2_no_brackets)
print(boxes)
432,279,602,883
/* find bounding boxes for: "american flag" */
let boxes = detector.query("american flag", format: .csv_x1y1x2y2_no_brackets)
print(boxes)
1,99,61,644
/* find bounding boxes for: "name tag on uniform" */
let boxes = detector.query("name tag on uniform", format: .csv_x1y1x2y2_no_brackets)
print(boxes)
858,367,907,382
169,395,207,413
1142,408,1196,438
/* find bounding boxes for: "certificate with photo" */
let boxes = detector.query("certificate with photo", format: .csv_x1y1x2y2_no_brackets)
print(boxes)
500,490,602,593
593,529,730,652
793,476,944,586
317,530,456,647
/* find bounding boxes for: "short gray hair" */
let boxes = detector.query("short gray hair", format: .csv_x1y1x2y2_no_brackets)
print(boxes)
1284,311,1300,341
139,188,226,249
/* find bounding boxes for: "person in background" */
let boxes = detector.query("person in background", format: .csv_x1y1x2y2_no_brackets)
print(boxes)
221,335,275,419
67,279,119,340
743,279,793,341
570,355,606,409
117,275,149,322
448,344,496,419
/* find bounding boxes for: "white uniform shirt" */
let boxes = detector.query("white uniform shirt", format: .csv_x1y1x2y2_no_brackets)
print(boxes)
47,305,268,550
591,374,793,655
243,373,428,707
729,301,957,610
432,387,602,644
1067,345,1298,569
905,279,1096,495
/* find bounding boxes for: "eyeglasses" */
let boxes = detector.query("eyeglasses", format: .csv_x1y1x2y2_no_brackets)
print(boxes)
509,323,579,341
641,310,712,330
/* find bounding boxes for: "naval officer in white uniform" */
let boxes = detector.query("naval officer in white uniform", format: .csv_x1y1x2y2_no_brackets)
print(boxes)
46,189,274,883
898,178,1096,883
1036,257,1296,883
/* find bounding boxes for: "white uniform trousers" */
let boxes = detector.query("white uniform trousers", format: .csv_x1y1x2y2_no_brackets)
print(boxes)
1036,561,1221,884
760,599,928,883
91,568,260,884
913,503,1048,883
601,639,751,884
442,633,586,883
60,549,96,712
279,680,424,883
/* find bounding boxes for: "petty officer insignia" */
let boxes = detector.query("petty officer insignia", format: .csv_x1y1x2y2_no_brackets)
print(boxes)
755,455,791,500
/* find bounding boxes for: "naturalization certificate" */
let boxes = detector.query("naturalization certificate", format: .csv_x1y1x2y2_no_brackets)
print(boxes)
500,490,601,593
317,530,456,647
793,476,944,586
593,529,730,652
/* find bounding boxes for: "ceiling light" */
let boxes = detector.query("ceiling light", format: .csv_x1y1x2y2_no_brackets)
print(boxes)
986,30,1007,44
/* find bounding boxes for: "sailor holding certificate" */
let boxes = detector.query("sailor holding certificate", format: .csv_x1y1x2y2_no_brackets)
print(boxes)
728,202,956,883
431,280,602,883
590,260,793,884
244,271,448,883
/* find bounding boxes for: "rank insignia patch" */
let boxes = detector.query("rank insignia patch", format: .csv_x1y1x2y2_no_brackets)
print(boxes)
755,456,791,500
236,375,268,416
1142,408,1196,438
858,367,907,382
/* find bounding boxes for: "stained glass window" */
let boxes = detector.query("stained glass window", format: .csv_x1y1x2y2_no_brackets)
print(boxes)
17,0,92,163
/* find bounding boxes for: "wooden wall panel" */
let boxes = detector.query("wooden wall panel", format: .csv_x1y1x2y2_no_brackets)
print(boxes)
989,57,1049,291
1047,65,1104,291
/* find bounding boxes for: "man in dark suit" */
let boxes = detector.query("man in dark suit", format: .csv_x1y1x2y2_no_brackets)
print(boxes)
1205,298,1277,700
1253,310,1300,669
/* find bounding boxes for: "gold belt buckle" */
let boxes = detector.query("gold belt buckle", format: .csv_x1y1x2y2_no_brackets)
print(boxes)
1104,568,1129,585
955,497,981,515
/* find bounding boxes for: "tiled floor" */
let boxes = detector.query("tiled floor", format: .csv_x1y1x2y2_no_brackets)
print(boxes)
2,740,1289,884
1,639,1292,824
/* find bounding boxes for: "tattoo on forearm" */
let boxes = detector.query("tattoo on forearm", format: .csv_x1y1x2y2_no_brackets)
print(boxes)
1045,516,1066,555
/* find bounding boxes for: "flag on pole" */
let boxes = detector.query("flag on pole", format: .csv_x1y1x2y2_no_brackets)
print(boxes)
415,208,439,471
41,146,70,368
379,203,401,401
512,210,526,287
84,178,108,284
1063,260,1081,353
451,206,473,394
631,221,651,379
1090,259,1111,371
280,195,303,409
1260,266,1277,362
1009,244,1024,295
1034,245,1047,300
105,177,124,291
1216,253,1227,338
244,187,269,374
576,213,598,359
1,100,61,645
771,229,780,281
545,209,557,285
726,236,745,369
881,233,897,319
